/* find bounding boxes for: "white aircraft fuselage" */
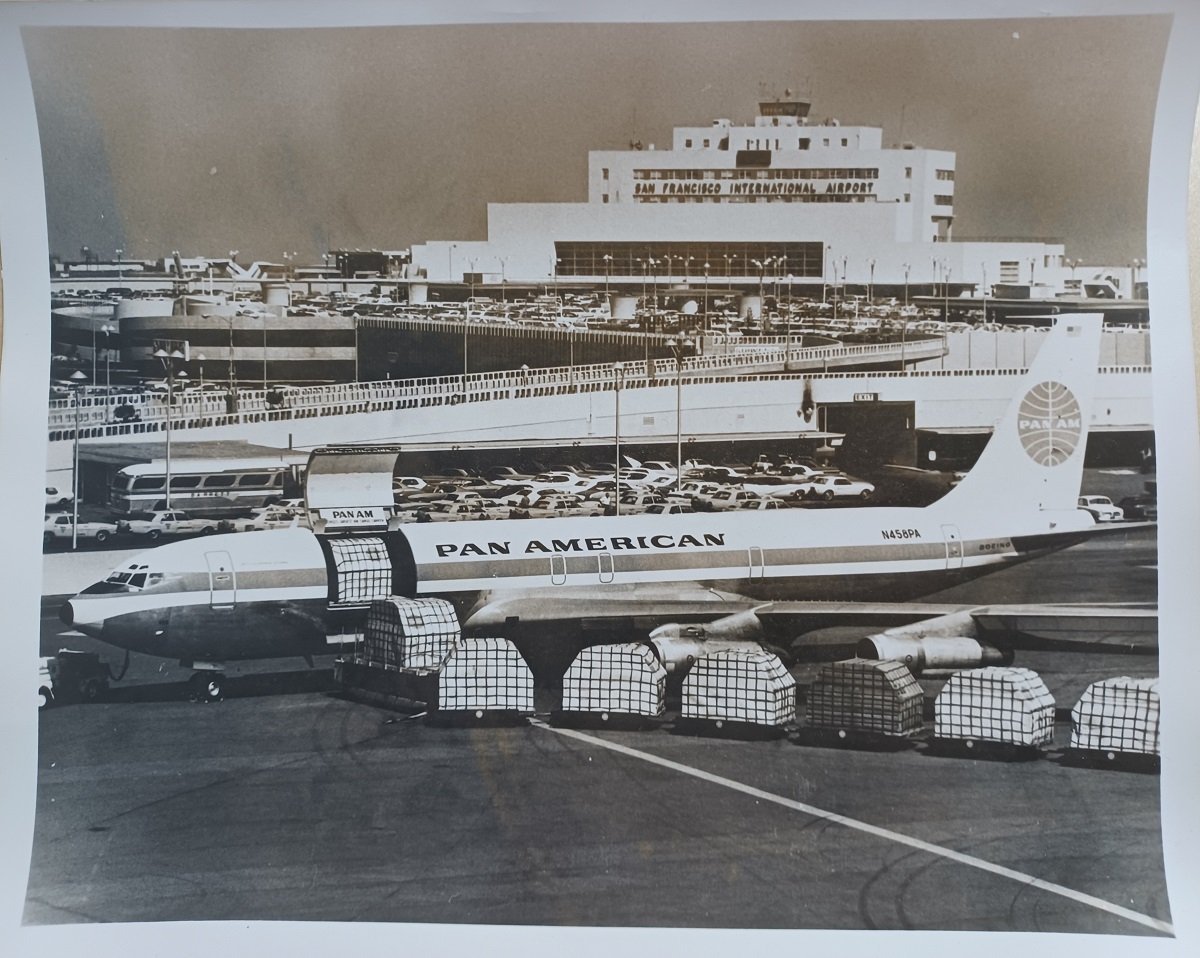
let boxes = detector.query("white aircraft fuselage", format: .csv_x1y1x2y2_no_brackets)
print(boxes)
61,316,1106,668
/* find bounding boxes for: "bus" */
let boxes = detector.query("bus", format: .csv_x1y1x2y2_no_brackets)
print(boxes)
110,456,309,517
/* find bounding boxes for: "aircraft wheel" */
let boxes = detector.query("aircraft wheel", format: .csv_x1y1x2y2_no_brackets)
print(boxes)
190,672,224,703
80,677,107,703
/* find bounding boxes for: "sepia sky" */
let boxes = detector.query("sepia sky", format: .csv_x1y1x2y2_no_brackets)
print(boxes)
21,14,1171,267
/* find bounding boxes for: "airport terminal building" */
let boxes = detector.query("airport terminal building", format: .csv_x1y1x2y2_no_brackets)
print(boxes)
408,94,1069,296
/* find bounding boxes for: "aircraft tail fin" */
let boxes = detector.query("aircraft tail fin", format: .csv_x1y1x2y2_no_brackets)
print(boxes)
934,315,1103,522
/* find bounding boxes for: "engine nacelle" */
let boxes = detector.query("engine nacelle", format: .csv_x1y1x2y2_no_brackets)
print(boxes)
647,608,766,675
857,634,1010,672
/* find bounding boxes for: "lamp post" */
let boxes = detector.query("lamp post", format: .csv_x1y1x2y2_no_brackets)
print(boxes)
785,274,795,371
868,258,876,304
703,261,711,339
195,353,206,391
667,337,693,488
91,318,99,385
100,323,114,414
613,362,626,516
981,264,988,324
153,346,186,510
69,370,88,550
261,311,269,389
902,262,911,309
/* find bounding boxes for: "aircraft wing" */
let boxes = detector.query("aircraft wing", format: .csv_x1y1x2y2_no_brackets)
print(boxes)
465,586,1157,655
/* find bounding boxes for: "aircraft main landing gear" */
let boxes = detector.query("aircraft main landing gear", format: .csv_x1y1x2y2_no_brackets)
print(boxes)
188,670,225,703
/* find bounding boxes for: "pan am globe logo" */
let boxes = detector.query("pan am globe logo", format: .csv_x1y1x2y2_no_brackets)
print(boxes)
1017,381,1083,466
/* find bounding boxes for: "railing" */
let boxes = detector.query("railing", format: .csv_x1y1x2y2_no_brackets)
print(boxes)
50,338,1147,446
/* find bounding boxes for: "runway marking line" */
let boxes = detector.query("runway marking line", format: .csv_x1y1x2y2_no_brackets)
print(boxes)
531,719,1174,936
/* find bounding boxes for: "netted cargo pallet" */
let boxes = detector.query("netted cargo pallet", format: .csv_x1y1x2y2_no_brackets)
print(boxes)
327,537,392,606
436,637,534,720
1071,677,1160,757
680,649,796,731
334,656,440,713
933,666,1055,751
805,658,924,739
364,597,459,670
557,643,666,725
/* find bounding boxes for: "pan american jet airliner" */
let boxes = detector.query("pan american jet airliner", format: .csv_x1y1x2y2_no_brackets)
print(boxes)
60,316,1155,699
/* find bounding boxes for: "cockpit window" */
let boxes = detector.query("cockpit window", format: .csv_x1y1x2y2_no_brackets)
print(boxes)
80,565,158,594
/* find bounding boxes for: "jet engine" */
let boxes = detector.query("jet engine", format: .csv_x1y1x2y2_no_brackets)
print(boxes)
647,607,767,674
857,609,1011,673
857,634,1010,672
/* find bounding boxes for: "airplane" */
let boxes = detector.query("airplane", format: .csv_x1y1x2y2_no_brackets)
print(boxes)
60,315,1155,700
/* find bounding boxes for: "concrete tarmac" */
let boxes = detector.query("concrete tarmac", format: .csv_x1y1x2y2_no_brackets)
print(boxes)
25,526,1169,933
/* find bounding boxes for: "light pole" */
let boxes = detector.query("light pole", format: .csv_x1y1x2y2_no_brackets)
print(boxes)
69,369,87,550
613,362,626,516
100,323,114,412
195,353,206,391
602,253,613,314
667,337,693,488
785,273,795,370
154,346,186,509
902,262,911,308
261,311,269,389
868,258,876,304
91,318,99,385
463,300,470,385
981,264,988,324
703,261,711,338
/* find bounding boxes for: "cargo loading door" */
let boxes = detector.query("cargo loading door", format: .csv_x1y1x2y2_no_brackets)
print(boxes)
205,551,237,608
942,525,964,571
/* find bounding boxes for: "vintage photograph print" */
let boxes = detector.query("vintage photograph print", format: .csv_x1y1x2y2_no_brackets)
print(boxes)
3,2,1195,949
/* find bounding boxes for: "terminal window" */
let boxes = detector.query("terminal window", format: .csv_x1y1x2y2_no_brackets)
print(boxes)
552,242,824,279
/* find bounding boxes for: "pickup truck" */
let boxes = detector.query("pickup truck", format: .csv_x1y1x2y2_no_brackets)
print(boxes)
44,514,120,543
116,510,220,539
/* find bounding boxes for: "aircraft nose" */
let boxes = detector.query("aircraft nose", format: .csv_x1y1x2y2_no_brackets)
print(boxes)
60,598,105,638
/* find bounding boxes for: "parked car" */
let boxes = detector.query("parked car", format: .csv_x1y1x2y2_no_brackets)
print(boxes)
644,503,694,516
1077,495,1124,522
699,488,761,511
733,496,790,511
804,475,875,501
1116,495,1158,521
414,502,491,522
220,506,311,533
116,510,220,539
44,514,120,543
391,476,428,497
45,486,74,509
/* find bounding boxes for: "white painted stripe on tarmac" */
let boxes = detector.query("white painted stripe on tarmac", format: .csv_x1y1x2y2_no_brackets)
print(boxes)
532,720,1174,936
